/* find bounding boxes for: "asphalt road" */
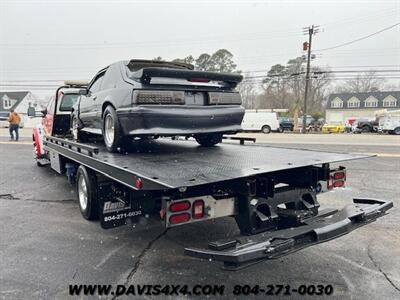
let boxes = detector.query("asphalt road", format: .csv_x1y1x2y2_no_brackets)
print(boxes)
0,135,399,299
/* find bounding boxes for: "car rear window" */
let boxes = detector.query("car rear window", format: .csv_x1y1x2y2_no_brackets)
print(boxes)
59,94,79,111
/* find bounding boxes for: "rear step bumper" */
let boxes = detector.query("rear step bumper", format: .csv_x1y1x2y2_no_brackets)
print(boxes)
185,198,393,270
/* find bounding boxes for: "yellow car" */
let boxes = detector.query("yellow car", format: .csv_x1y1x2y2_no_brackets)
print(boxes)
322,122,345,133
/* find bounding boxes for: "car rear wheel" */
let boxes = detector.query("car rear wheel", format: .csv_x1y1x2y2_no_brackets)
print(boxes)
278,127,284,133
103,106,125,152
261,125,271,134
76,165,99,220
195,133,223,147
394,127,400,135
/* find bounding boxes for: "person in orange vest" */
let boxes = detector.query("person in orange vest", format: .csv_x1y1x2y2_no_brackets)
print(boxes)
8,109,21,141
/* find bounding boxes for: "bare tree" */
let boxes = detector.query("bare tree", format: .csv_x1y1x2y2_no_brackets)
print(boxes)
237,73,259,109
337,71,385,93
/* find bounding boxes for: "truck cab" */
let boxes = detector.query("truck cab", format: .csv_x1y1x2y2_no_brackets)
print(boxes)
28,82,87,163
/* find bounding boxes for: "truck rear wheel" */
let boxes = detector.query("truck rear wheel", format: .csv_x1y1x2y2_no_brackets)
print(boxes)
195,133,223,147
76,165,99,220
261,125,271,134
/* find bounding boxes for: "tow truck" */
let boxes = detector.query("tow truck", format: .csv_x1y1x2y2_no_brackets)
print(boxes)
28,83,393,270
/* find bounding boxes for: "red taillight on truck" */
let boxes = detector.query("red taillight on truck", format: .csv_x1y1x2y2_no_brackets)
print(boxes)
328,168,346,190
333,171,346,180
192,200,204,219
169,201,191,212
169,213,190,225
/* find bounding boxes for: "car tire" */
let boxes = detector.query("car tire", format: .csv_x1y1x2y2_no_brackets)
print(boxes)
261,125,271,134
76,165,99,220
102,106,125,152
278,127,284,133
394,127,400,135
195,133,223,147
71,115,88,142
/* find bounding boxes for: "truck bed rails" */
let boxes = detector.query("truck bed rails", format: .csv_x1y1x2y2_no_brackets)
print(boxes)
44,136,370,191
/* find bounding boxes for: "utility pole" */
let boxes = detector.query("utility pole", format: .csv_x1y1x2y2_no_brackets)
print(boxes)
301,25,318,134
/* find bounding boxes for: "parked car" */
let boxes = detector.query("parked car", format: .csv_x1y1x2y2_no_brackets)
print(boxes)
344,117,357,133
278,117,294,132
241,110,280,133
298,115,315,127
71,60,244,151
352,119,378,133
378,110,400,135
321,122,345,133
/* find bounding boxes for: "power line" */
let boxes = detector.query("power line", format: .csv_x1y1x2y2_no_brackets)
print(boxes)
315,22,400,52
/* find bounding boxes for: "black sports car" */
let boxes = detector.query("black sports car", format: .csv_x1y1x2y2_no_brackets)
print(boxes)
71,60,245,152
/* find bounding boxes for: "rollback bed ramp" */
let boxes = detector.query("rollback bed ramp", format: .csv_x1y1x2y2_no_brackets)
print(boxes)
185,198,392,270
43,136,393,270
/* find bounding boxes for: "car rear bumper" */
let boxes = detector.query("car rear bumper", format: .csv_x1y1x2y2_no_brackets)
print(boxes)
117,105,245,136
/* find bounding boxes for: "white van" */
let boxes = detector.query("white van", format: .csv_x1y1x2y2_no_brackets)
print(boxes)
241,110,280,134
378,110,400,135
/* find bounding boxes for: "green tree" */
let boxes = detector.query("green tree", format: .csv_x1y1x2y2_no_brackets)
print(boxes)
172,55,195,65
208,49,237,72
195,53,212,71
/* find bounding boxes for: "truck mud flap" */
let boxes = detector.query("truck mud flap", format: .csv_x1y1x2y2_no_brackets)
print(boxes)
185,198,393,270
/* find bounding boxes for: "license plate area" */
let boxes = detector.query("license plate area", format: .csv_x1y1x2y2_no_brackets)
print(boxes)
184,91,206,106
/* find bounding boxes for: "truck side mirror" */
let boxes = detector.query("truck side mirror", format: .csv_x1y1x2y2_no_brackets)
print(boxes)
78,88,88,96
27,107,36,117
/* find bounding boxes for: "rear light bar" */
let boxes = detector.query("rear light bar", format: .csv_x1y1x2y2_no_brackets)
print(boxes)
169,213,190,225
163,196,236,227
328,168,346,190
208,92,242,105
133,90,185,105
192,200,204,219
169,201,190,212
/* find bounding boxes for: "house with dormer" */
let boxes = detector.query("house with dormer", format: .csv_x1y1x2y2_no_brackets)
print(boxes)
325,91,400,123
0,91,39,127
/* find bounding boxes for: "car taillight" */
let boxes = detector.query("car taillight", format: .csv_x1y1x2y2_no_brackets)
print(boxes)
208,92,242,105
169,201,191,212
133,90,185,105
192,200,204,219
169,213,190,225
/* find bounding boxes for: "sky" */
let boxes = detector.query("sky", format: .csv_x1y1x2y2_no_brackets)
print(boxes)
0,0,399,99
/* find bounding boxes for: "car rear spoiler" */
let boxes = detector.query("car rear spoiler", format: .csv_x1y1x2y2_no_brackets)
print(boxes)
185,198,393,270
129,67,243,88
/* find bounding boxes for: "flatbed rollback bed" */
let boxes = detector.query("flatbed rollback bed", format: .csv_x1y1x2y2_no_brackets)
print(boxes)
40,135,392,270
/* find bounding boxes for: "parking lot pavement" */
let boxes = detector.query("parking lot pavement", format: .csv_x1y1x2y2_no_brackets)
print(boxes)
233,132,400,146
0,140,399,299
